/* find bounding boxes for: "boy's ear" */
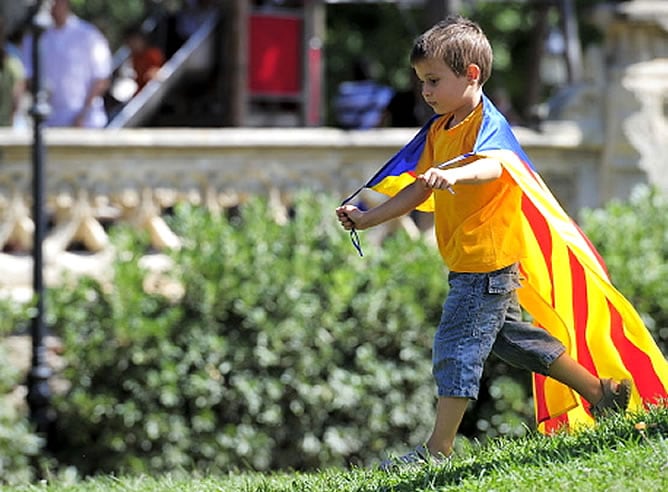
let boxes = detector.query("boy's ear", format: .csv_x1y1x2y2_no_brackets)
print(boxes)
466,64,481,83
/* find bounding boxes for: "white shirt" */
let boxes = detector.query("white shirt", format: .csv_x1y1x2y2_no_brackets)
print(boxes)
23,15,111,128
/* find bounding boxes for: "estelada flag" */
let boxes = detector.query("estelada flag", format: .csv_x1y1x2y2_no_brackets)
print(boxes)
342,94,668,432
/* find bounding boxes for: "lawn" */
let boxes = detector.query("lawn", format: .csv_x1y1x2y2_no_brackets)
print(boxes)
7,406,668,492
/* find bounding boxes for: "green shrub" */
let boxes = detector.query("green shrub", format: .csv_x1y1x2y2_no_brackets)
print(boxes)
48,193,439,473
7,187,668,477
580,185,668,354
0,302,43,484
0,388,43,484
47,192,534,475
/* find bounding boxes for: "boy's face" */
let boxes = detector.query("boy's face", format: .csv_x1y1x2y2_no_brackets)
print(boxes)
413,57,479,117
126,35,145,54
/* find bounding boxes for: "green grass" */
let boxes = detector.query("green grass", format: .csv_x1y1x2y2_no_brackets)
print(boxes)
7,406,668,492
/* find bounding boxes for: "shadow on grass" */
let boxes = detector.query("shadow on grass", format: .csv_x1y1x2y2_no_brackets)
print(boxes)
365,405,668,492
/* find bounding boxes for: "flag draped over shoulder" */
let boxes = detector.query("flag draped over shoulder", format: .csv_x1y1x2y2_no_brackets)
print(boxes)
344,94,668,432
342,114,440,212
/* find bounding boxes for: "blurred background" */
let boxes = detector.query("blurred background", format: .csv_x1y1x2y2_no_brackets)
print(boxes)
1,0,667,484
0,0,626,129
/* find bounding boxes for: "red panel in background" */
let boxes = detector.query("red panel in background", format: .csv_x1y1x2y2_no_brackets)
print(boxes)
249,14,302,96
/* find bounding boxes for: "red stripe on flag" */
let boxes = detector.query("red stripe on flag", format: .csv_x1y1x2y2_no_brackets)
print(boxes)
573,222,609,277
533,373,551,423
608,301,668,404
522,195,555,306
568,250,598,376
542,412,570,434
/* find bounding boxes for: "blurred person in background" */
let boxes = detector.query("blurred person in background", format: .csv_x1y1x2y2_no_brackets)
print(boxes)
176,0,218,41
124,26,165,94
334,58,394,130
0,16,25,127
22,0,112,128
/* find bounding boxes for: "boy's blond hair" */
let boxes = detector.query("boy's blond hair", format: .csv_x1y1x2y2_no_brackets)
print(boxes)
410,15,493,86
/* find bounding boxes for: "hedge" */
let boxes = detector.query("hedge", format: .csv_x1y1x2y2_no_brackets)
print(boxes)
581,185,668,355
2,186,666,477
0,303,43,484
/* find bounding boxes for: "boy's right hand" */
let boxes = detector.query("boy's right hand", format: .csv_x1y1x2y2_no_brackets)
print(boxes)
336,205,366,230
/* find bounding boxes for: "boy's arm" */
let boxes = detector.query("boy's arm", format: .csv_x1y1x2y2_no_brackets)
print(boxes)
336,158,501,231
419,158,502,190
336,181,432,231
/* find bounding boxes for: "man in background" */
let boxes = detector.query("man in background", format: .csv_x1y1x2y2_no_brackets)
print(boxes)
0,15,25,127
22,0,112,128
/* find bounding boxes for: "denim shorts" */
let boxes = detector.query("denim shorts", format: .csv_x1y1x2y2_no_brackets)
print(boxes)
432,263,566,399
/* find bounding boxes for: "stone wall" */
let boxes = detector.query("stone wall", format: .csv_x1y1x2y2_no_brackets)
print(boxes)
2,1,666,300
612,0,668,198
551,1,668,202
0,124,598,299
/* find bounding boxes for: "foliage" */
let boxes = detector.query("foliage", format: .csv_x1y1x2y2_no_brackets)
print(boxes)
11,185,668,477
59,0,613,126
324,2,422,126
0,391,42,485
47,194,441,474
0,301,43,485
325,0,613,125
69,0,150,46
325,3,422,91
3,406,668,491
580,186,668,355
45,193,537,476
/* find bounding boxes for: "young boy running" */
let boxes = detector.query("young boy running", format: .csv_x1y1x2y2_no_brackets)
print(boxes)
336,16,635,468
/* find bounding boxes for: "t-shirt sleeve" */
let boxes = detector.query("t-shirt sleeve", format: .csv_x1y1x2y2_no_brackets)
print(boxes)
90,31,112,80
147,48,165,67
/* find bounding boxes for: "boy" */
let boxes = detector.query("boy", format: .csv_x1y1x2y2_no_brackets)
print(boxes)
336,16,634,468
124,26,165,93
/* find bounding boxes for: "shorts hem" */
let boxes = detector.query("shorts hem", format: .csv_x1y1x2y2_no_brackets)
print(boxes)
541,345,567,374
436,389,477,400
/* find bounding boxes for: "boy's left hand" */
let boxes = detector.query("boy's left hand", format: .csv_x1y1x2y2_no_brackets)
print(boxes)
418,168,458,191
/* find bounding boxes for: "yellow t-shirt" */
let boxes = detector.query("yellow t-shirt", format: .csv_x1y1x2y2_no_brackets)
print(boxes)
416,103,526,272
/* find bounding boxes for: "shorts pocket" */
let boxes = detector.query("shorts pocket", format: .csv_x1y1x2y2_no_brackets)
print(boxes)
443,273,479,328
487,271,521,295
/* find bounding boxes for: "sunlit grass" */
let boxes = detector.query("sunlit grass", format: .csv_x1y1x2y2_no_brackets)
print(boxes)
7,405,668,492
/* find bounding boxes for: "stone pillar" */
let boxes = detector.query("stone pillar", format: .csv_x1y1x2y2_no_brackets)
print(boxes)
600,1,668,201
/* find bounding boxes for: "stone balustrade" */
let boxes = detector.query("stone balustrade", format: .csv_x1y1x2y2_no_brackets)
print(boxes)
1,123,600,300
2,1,666,302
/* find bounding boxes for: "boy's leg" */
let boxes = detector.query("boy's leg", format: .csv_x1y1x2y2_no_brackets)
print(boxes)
429,266,518,458
426,396,469,457
492,296,630,411
546,352,603,405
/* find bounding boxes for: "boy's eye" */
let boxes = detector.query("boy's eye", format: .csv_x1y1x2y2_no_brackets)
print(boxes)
417,78,439,87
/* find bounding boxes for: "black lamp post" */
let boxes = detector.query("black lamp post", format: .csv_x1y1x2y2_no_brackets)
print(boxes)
26,0,54,441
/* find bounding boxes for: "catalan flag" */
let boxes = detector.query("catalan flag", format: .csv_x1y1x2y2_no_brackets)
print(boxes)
342,114,439,213
344,94,668,432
